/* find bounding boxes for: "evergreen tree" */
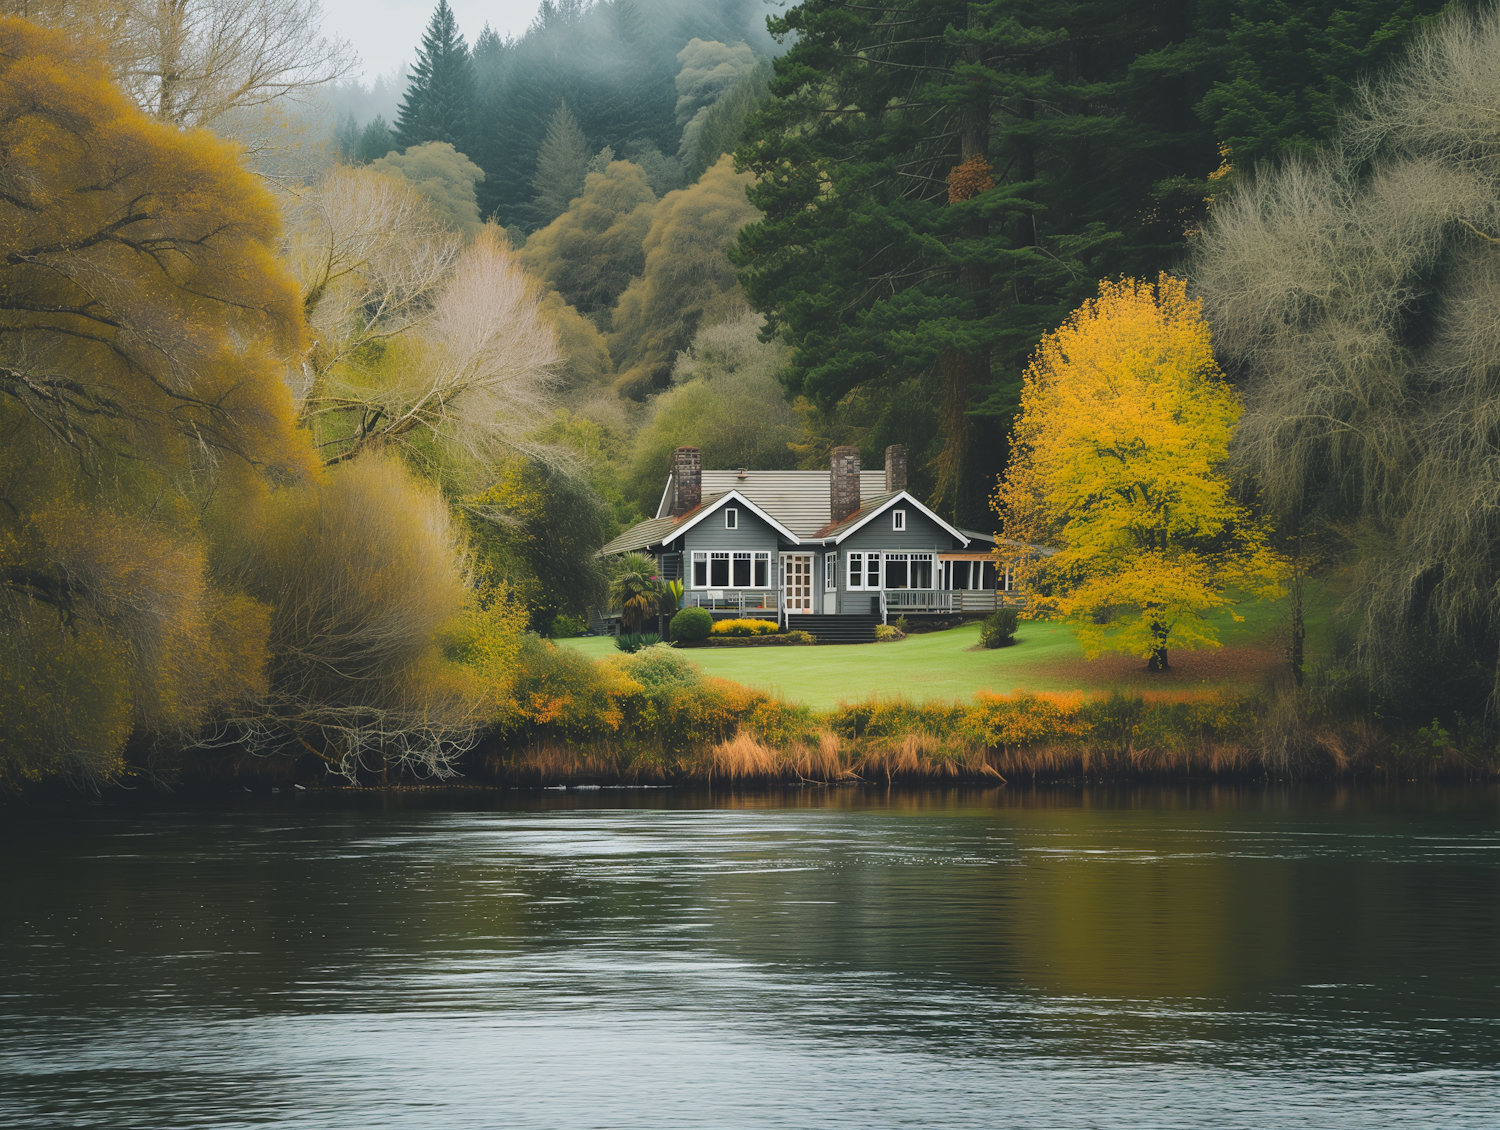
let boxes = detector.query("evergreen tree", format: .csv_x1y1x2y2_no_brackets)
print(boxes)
395,0,475,152
531,103,592,226
733,0,1446,528
470,0,753,230
355,115,396,164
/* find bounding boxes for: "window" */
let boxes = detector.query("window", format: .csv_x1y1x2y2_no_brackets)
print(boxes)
754,552,769,587
910,552,933,589
998,564,1012,592
866,553,881,589
732,551,752,587
848,552,863,589
825,552,836,591
692,551,707,588
710,551,730,587
884,553,909,589
725,508,738,529
892,509,906,531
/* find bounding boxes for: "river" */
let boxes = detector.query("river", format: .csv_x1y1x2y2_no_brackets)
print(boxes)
2,786,1498,1128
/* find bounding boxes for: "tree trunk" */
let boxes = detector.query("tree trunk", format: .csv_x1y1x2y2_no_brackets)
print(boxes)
1288,528,1306,687
935,18,991,521
1147,619,1169,671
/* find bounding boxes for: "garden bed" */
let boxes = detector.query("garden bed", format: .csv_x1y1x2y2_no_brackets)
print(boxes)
675,632,815,648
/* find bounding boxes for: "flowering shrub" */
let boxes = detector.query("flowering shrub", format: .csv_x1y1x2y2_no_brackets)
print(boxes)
709,618,779,637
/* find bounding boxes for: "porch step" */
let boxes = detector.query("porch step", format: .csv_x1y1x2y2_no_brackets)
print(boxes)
798,614,880,644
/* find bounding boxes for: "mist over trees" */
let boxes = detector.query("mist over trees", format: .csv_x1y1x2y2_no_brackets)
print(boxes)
9,0,1500,790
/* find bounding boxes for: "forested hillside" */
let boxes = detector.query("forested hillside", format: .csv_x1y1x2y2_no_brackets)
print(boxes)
4,0,1494,791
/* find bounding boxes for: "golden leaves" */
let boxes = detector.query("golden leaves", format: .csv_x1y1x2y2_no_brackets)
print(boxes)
996,273,1283,662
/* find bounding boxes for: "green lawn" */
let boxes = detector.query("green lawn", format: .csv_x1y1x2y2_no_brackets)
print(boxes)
554,591,1309,709
560,621,1079,708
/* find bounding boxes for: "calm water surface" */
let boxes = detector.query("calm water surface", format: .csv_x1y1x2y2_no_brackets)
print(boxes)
2,786,1499,1128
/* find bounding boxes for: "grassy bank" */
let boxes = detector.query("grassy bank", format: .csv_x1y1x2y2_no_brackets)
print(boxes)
483,621,1498,787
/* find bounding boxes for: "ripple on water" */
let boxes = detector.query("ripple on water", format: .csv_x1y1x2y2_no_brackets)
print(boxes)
1,788,1498,1128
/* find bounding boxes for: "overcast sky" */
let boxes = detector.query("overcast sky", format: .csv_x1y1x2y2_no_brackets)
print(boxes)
319,0,541,80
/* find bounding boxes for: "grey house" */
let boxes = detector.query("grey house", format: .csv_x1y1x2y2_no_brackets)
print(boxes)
596,444,1042,640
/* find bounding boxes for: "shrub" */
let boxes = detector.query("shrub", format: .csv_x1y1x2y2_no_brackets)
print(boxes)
710,618,778,637
785,630,816,644
613,643,702,690
980,608,1019,648
873,624,899,641
548,613,587,638
615,632,661,653
670,605,713,641
894,615,910,634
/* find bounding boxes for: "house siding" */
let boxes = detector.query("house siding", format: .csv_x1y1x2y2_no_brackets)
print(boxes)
673,506,784,561
832,508,964,613
673,505,789,605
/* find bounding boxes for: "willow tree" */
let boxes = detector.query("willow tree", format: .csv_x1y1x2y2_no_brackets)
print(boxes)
1192,7,1500,712
997,276,1280,671
0,18,315,782
284,172,558,474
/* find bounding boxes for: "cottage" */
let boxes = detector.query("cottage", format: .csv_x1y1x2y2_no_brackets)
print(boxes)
595,444,1049,640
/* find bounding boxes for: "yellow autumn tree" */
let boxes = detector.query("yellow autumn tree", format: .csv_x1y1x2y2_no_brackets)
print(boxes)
0,18,315,784
995,274,1281,670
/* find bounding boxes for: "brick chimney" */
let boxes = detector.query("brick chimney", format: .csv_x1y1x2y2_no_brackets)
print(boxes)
884,444,907,493
670,447,701,516
830,446,861,524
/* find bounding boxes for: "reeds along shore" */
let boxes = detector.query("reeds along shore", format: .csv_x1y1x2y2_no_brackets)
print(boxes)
484,641,1500,784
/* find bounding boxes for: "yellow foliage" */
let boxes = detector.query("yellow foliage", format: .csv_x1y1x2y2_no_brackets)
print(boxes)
0,21,321,783
0,17,310,476
996,274,1283,665
709,618,779,636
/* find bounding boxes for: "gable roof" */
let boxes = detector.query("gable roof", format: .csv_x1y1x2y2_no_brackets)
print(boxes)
657,469,887,536
597,490,799,557
665,488,800,544
811,490,970,546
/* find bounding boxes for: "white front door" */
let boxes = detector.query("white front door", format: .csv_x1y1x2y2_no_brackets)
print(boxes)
782,554,813,614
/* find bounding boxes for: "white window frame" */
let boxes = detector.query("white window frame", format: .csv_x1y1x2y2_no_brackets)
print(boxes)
884,552,909,589
909,552,934,590
825,552,836,591
690,548,771,589
892,509,906,531
865,552,881,589
725,507,738,529
847,552,864,590
732,550,753,587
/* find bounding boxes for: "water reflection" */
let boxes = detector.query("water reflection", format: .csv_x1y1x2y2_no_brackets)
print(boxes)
2,786,1498,1128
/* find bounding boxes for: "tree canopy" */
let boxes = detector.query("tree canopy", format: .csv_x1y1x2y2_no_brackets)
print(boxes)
0,18,314,781
997,276,1280,670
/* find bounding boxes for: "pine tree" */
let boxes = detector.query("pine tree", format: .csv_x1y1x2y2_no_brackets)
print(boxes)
355,115,395,164
531,102,590,226
395,0,475,152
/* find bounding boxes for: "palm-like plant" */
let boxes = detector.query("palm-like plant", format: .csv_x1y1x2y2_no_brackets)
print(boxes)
608,552,665,634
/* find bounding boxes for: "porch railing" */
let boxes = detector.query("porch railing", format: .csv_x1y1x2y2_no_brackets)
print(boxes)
684,590,780,613
881,590,952,612
879,590,1008,613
